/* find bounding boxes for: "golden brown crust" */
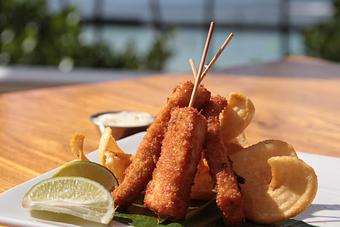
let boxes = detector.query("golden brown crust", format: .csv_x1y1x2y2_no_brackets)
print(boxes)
190,155,215,200
203,95,245,226
215,165,244,226
113,81,210,208
144,107,207,219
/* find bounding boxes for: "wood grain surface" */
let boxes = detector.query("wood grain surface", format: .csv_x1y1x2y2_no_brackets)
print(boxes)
1,62,340,192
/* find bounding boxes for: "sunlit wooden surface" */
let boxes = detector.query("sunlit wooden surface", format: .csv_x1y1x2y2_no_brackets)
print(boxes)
1,57,340,192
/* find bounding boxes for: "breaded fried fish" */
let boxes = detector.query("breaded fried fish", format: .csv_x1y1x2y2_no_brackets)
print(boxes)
203,96,245,226
113,81,210,208
144,107,207,219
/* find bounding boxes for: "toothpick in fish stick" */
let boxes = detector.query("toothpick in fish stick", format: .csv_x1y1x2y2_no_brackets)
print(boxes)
188,21,215,107
189,33,234,84
189,58,198,80
199,33,233,83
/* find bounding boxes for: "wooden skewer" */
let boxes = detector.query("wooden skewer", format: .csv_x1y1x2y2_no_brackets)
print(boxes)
198,33,234,83
189,22,215,107
188,33,234,84
189,59,208,81
189,58,198,80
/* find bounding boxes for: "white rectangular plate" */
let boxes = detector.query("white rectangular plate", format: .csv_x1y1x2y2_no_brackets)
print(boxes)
0,132,339,226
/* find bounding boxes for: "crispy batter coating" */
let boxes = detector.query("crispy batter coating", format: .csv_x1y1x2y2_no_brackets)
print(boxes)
203,95,245,226
144,107,207,219
113,81,211,208
190,154,215,200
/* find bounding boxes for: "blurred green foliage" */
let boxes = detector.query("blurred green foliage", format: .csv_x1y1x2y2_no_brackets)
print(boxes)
0,0,172,70
304,0,340,62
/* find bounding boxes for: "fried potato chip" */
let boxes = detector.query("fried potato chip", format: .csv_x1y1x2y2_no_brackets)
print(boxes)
233,131,249,147
230,140,317,224
230,140,297,187
267,157,317,221
98,127,132,183
220,93,255,145
190,157,214,200
225,132,249,155
224,142,244,156
70,133,89,161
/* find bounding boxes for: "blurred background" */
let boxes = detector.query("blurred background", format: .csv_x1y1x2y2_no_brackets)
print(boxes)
1,0,339,92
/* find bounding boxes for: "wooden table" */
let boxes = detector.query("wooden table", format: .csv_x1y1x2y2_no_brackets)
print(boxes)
1,56,340,192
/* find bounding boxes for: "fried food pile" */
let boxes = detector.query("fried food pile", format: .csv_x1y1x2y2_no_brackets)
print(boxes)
99,81,318,226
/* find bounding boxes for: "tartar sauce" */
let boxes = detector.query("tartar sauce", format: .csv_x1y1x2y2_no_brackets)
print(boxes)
93,111,154,127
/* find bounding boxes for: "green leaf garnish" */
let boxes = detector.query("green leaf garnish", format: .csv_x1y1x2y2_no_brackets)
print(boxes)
113,200,315,227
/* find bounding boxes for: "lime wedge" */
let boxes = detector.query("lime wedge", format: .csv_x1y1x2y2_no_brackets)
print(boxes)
53,160,118,191
22,177,114,224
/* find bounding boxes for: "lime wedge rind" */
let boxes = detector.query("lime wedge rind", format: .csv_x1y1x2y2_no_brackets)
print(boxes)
52,160,118,191
25,204,111,224
22,177,114,224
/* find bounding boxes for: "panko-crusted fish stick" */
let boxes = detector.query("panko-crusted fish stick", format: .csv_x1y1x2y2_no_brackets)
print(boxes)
144,107,207,219
203,96,245,226
113,81,210,208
